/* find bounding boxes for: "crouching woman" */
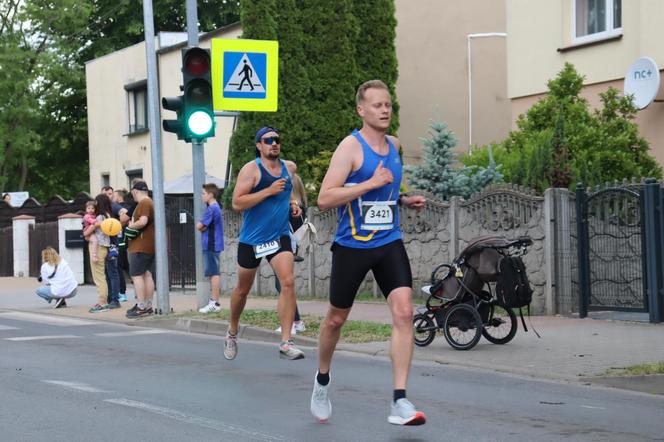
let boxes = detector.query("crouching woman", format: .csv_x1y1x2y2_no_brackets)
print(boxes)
36,247,78,308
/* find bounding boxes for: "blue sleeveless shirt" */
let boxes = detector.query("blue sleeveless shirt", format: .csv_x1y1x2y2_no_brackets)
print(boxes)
334,130,403,248
239,158,292,246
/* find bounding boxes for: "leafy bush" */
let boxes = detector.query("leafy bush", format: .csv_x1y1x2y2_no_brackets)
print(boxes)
463,63,662,193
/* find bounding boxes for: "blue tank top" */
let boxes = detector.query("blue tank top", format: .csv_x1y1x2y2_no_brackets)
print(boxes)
239,159,292,246
334,130,403,248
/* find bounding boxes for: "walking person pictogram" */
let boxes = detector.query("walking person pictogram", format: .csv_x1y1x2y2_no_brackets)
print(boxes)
238,60,254,91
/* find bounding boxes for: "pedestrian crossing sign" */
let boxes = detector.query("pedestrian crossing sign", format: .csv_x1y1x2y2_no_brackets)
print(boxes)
211,38,279,112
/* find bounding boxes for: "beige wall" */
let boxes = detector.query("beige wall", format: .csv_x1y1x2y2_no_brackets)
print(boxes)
86,42,148,193
395,0,510,162
507,0,664,99
507,0,664,167
85,26,241,195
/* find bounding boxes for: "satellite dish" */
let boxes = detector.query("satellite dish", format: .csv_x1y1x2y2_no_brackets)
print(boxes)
624,57,660,110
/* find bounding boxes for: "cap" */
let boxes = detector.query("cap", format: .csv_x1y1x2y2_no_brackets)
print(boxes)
255,126,279,143
131,181,149,192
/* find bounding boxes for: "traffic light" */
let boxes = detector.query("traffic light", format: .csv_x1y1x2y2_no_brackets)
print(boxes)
161,95,185,140
182,47,215,141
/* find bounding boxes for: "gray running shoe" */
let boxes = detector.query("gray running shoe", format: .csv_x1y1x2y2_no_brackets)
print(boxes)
387,398,426,426
310,373,332,422
223,330,237,360
279,340,304,360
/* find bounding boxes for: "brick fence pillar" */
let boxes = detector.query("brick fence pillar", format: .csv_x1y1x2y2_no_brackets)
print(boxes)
12,215,35,277
58,213,84,284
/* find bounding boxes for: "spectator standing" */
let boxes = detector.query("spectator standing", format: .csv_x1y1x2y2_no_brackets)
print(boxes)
113,188,132,302
197,183,225,313
275,173,308,334
101,185,114,201
126,181,156,318
85,194,121,312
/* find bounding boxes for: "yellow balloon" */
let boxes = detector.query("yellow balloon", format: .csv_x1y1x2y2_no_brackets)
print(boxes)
100,218,121,237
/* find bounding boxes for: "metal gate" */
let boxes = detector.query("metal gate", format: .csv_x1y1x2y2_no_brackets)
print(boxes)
29,222,59,277
576,184,648,316
165,196,196,288
0,226,13,276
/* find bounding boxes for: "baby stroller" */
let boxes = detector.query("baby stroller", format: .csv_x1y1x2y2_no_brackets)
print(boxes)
413,235,533,350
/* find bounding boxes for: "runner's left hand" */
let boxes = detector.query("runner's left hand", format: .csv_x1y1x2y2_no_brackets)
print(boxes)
402,195,426,210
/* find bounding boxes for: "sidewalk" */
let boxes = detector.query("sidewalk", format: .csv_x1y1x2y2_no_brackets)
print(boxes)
2,277,663,393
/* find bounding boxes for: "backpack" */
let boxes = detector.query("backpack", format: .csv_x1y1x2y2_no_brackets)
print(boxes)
496,256,539,336
496,256,533,308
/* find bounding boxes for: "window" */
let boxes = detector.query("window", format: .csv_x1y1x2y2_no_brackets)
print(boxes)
126,169,143,187
125,80,149,134
574,0,621,43
101,173,110,188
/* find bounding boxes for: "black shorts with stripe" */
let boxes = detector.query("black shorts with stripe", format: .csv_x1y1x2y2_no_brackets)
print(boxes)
329,239,412,309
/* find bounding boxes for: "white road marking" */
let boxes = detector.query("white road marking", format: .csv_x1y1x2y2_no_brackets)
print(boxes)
94,329,170,337
5,335,81,341
580,405,606,410
0,325,19,330
0,311,95,326
105,398,289,442
42,380,111,393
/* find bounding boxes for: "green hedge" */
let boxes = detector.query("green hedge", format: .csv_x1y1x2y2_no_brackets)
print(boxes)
227,0,399,204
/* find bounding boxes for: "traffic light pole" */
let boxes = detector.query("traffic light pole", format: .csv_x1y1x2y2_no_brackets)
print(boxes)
186,0,209,308
192,140,208,308
142,0,170,314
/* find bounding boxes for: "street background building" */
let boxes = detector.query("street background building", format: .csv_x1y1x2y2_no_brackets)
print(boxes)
507,0,664,165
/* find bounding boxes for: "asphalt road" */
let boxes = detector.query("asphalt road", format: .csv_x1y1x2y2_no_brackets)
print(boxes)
1,310,663,442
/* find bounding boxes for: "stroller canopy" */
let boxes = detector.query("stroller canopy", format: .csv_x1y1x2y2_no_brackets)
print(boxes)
457,236,511,263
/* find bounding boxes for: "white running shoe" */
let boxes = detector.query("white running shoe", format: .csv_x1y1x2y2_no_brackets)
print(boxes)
387,398,426,426
279,340,304,360
199,299,221,313
223,330,237,360
275,323,300,335
293,320,306,332
310,373,332,422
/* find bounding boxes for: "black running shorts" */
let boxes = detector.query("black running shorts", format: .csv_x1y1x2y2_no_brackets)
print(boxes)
237,235,293,269
329,239,412,309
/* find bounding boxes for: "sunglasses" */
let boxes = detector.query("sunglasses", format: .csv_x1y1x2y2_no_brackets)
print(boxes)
261,136,281,145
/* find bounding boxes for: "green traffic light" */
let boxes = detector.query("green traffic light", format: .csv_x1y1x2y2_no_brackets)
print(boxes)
187,111,213,136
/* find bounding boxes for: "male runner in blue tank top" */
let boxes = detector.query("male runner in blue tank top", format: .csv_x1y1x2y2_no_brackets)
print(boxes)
310,80,427,426
223,126,305,361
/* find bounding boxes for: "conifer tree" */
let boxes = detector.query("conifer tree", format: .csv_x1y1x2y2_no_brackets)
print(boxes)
406,122,470,199
407,121,502,199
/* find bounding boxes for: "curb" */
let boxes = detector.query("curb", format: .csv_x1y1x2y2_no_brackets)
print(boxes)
137,317,319,346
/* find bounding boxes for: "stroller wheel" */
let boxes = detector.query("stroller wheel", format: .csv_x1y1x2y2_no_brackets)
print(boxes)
482,304,517,345
413,314,436,347
442,303,483,350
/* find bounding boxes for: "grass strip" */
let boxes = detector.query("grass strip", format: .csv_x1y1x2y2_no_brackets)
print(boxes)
606,361,664,376
172,309,393,344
